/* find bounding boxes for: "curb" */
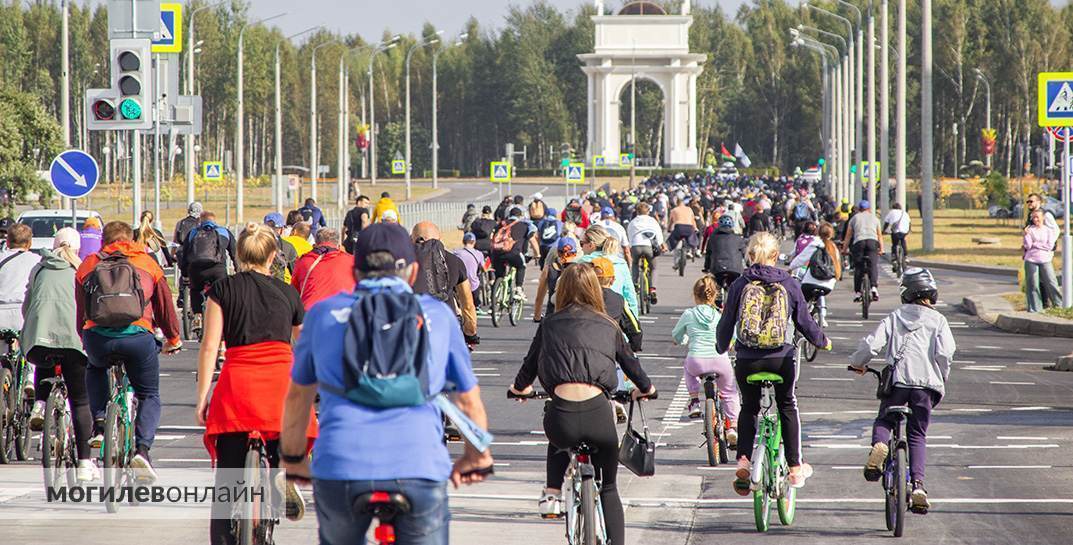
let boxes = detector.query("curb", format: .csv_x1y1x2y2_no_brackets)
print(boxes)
911,258,1018,279
962,293,1073,340
1056,354,1073,372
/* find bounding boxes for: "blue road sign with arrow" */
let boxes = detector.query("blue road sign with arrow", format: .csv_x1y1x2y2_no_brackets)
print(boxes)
49,150,99,199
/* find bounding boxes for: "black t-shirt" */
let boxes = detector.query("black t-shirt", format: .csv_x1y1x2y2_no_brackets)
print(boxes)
344,207,368,238
412,246,467,296
496,221,530,255
208,271,303,348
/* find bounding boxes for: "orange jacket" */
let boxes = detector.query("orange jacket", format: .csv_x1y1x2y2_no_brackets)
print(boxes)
75,240,181,344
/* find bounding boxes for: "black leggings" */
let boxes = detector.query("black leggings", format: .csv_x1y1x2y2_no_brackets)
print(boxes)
544,395,625,545
209,433,281,545
492,251,526,288
851,239,880,294
735,354,802,467
190,264,228,314
29,347,92,460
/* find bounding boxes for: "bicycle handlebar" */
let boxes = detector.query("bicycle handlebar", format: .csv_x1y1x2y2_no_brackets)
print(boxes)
507,390,550,400
507,389,659,402
847,365,882,378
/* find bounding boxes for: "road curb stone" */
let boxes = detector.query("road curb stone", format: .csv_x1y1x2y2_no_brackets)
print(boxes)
962,293,1073,340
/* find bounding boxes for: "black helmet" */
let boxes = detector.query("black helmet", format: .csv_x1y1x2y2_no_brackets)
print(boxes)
900,268,938,304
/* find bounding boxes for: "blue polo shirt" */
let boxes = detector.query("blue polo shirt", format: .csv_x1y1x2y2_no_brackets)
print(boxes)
291,277,478,481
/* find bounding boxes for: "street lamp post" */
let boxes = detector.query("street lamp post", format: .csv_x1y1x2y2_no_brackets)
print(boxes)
310,40,338,202
431,33,467,190
405,31,443,201
237,12,285,225
368,36,401,187
921,0,934,251
836,0,865,202
896,0,907,209
867,4,876,212
795,31,843,203
806,2,856,202
185,1,224,205
275,27,319,215
792,37,834,197
975,69,992,171
880,0,891,216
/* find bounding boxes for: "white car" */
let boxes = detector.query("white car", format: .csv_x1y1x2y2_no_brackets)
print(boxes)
16,209,103,250
800,167,822,183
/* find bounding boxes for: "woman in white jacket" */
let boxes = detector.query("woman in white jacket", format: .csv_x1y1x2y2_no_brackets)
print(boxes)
788,222,842,327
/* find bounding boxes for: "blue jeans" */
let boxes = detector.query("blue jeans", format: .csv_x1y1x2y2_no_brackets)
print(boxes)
82,329,161,451
1024,260,1063,313
313,478,449,545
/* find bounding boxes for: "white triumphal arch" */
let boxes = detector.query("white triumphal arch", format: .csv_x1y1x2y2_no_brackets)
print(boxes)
580,1,705,167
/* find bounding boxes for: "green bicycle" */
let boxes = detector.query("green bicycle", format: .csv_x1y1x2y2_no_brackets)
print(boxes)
635,254,653,316
100,357,141,513
490,264,524,327
1,329,34,463
744,372,797,532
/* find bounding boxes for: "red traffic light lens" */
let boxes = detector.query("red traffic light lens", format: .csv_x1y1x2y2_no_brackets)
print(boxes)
118,51,141,71
93,99,116,120
119,75,141,96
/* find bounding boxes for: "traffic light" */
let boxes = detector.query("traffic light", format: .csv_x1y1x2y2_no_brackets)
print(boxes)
86,38,153,131
817,157,825,167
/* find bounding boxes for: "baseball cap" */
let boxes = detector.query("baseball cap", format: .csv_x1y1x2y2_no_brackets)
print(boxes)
463,232,476,243
591,256,615,280
381,209,399,223
352,223,417,272
857,200,871,210
532,192,543,201
263,212,285,227
53,227,80,251
557,237,577,254
601,206,615,218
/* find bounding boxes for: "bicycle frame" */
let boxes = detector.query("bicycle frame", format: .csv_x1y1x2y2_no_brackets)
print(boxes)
563,450,607,545
750,385,784,492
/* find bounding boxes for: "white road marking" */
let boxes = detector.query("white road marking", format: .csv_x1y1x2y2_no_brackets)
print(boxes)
963,365,1006,371
1020,348,1049,352
490,440,548,446
154,434,186,441
807,434,859,439
810,377,853,381
809,443,1059,450
996,436,1049,441
800,411,834,416
646,374,680,379
967,465,1052,469
474,373,501,377
641,356,677,361
829,336,850,340
158,425,205,431
1016,361,1052,366
1010,406,1053,411
472,351,505,355
695,466,738,471
158,458,209,463
449,493,1073,506
989,381,1036,385
159,373,171,377
977,345,1001,349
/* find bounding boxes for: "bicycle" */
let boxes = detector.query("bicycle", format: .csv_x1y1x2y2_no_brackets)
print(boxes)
672,239,693,277
477,265,495,314
490,264,524,327
233,430,279,545
851,366,916,537
509,389,653,545
355,491,413,545
854,251,875,320
99,356,141,513
635,253,653,315
890,239,906,279
40,354,77,492
742,372,797,533
1,330,33,463
700,373,731,467
799,297,822,363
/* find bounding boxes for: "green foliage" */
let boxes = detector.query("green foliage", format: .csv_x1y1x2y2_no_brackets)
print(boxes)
0,86,61,214
980,171,1010,207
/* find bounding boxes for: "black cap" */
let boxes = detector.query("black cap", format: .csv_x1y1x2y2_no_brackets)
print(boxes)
0,218,14,231
352,223,417,272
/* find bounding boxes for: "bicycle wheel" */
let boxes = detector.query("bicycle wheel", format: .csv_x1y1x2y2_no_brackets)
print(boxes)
0,368,13,464
753,489,771,533
509,285,523,327
677,248,686,277
752,444,769,532
893,446,908,537
883,461,896,531
703,398,719,466
181,295,192,342
806,306,820,362
861,274,871,320
42,389,76,492
15,395,31,461
490,277,506,328
236,446,272,545
580,476,599,545
102,402,123,513
777,449,797,526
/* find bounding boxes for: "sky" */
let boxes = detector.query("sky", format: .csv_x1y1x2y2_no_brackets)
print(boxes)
243,0,750,41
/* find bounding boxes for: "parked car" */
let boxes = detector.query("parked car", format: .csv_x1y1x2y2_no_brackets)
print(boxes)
1011,196,1065,220
16,209,103,250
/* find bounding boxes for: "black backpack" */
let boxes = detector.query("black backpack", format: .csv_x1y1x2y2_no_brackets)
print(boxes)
83,252,148,327
808,246,837,281
189,225,225,267
415,239,452,303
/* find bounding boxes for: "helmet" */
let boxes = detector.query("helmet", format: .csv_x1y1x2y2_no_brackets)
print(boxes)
900,267,938,304
718,215,736,229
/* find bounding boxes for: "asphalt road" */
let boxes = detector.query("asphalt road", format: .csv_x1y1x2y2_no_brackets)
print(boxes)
2,244,1072,545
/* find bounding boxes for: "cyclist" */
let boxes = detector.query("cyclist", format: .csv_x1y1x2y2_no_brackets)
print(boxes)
882,202,911,263
371,191,400,224
533,238,580,321
195,223,315,542
264,212,298,283
172,202,202,257
577,225,638,316
299,198,327,236
666,198,698,268
561,198,590,229
455,233,488,309
469,205,498,255
490,207,537,302
849,268,955,514
715,232,829,495
76,221,182,483
703,215,745,298
510,263,655,543
292,228,356,311
0,223,42,333
283,221,314,257
788,222,842,328
280,223,493,542
674,275,739,447
22,228,97,480
79,216,104,261
841,200,883,303
412,221,479,347
596,206,630,263
534,207,562,269
342,195,372,253
135,210,172,268
591,257,642,353
626,202,665,304
181,211,236,333
0,217,13,251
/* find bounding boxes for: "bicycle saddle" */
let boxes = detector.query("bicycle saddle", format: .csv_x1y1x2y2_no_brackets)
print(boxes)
884,406,912,417
353,492,412,523
746,372,783,385
573,442,599,455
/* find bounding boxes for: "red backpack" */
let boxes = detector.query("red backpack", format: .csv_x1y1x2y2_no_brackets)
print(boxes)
492,220,518,252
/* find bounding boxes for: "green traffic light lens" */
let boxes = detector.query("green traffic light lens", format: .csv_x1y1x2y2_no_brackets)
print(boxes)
119,98,142,120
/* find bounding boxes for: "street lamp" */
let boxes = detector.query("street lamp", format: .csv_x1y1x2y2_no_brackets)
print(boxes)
310,39,340,201
368,35,402,186
405,31,443,200
237,12,286,224
431,32,467,190
337,41,388,213
793,32,844,202
275,26,321,214
792,37,836,197
185,0,226,204
974,68,992,170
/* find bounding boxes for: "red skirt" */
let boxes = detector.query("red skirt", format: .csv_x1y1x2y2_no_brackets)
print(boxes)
203,341,317,463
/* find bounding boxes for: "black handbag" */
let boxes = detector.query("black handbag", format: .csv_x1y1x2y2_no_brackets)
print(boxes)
876,325,906,399
618,399,656,477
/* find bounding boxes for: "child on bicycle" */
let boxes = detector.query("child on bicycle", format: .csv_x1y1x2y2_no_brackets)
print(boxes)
849,268,955,514
673,276,739,446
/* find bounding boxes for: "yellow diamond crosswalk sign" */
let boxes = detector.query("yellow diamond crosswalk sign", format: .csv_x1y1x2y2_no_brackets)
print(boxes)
490,161,511,183
202,161,223,181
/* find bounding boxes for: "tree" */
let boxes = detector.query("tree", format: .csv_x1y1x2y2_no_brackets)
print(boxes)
0,87,62,214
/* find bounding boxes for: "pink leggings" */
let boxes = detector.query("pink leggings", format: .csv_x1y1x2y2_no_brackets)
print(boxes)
684,355,740,423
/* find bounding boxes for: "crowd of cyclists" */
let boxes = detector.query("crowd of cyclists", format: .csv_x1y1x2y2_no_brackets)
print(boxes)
0,168,956,543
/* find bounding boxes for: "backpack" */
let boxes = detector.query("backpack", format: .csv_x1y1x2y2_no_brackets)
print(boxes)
492,220,518,253
808,246,836,281
83,252,148,328
564,207,583,226
529,200,546,220
415,239,452,303
189,225,225,267
470,219,495,241
538,218,561,247
325,290,431,409
793,202,811,221
735,280,790,350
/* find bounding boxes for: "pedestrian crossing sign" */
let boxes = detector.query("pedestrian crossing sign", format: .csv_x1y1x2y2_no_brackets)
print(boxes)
151,4,183,54
1038,72,1073,127
202,161,223,181
392,159,406,175
594,155,605,167
565,162,585,184
620,153,632,166
490,161,511,183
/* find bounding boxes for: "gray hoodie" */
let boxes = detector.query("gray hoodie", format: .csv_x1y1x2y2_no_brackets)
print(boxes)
849,304,955,397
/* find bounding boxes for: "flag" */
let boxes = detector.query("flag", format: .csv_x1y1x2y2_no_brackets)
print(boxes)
719,144,735,162
733,143,752,168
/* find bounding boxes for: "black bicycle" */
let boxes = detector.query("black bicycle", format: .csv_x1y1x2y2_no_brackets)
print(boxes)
699,373,731,466
40,354,77,492
890,241,906,279
1,330,33,463
233,430,279,545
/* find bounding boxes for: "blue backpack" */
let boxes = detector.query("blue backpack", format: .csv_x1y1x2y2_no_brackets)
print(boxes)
325,290,431,409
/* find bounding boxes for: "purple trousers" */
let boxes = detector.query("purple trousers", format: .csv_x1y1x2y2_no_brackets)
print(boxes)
871,386,942,483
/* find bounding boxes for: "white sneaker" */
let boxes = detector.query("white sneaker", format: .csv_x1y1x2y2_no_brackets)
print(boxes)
725,427,739,449
513,287,528,302
820,317,829,328
130,452,158,484
22,367,35,397
613,401,628,424
29,400,46,431
77,459,100,482
538,493,563,519
275,472,306,521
